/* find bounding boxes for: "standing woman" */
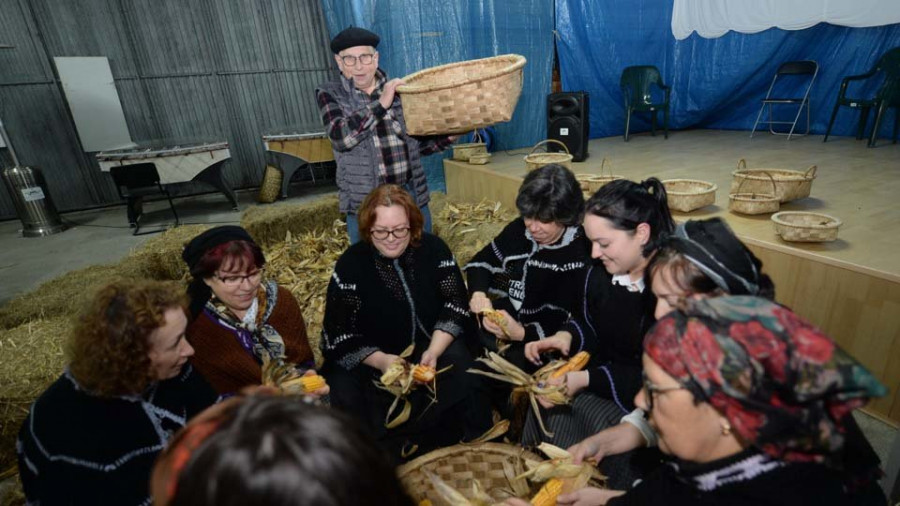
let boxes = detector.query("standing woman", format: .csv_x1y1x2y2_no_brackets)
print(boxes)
321,184,492,458
182,226,318,395
465,164,590,368
521,178,673,485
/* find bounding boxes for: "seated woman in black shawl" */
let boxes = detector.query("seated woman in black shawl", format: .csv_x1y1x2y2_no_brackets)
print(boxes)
320,184,492,460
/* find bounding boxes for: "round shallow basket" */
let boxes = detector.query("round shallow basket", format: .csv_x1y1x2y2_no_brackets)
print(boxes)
586,158,624,192
663,179,718,213
257,165,282,203
729,172,779,215
398,443,603,504
772,212,842,242
730,159,817,203
575,173,595,192
452,130,487,161
398,54,527,136
524,139,573,171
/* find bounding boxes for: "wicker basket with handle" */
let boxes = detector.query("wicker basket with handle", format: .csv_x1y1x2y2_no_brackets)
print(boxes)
663,179,718,213
452,130,487,161
730,159,817,203
397,442,604,504
586,159,624,192
729,171,779,215
524,139,573,171
397,54,527,136
772,212,842,242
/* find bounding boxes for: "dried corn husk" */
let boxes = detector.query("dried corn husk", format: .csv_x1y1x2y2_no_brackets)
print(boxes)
467,352,569,437
260,355,328,396
375,344,452,429
434,198,513,267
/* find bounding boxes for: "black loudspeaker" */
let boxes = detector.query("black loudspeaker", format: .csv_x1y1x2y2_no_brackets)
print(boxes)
547,91,589,162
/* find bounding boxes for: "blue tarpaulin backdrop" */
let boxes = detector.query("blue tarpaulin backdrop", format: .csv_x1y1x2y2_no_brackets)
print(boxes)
318,0,900,190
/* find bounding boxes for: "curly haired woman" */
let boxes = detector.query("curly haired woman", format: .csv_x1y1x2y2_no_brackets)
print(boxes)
17,280,218,505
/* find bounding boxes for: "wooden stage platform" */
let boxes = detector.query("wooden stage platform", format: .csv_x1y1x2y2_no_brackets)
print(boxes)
444,129,900,423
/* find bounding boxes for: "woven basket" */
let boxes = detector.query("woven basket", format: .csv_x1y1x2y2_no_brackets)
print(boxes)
398,54,527,135
772,212,842,242
586,159,624,192
575,173,594,192
398,443,603,504
468,152,492,165
729,172,779,215
257,165,282,203
730,159,817,203
452,130,488,161
663,179,718,213
524,139,573,171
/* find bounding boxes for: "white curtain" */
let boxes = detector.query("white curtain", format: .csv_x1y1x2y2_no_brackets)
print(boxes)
672,0,900,40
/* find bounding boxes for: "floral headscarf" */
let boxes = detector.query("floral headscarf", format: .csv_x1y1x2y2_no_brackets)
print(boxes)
644,295,887,465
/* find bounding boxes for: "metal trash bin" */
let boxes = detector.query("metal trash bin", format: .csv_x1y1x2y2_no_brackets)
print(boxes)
1,165,68,237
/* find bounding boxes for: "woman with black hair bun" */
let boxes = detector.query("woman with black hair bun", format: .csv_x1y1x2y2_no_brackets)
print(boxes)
153,395,414,506
521,177,674,488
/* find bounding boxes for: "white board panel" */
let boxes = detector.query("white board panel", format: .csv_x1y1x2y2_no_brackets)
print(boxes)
53,57,136,152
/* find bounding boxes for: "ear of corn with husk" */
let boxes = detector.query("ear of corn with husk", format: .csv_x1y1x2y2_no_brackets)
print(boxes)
261,355,328,395
545,351,591,380
375,344,452,429
530,478,564,506
467,352,569,437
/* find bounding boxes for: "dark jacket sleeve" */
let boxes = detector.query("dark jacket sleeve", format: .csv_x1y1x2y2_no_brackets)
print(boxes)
321,249,379,370
560,265,603,356
429,236,473,339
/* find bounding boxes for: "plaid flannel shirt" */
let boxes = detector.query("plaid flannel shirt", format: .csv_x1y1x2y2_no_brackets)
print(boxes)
317,69,452,185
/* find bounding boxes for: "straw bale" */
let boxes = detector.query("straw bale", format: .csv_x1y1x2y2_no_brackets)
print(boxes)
0,473,24,506
0,265,136,330
432,197,514,267
241,195,341,248
125,224,211,281
0,317,70,470
263,220,349,367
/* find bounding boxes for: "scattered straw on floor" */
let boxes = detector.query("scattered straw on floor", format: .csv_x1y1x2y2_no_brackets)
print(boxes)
0,316,70,470
433,197,514,267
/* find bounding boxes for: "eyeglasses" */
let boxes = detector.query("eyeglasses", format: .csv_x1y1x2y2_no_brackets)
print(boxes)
370,227,410,240
214,268,264,287
642,374,685,411
339,53,375,66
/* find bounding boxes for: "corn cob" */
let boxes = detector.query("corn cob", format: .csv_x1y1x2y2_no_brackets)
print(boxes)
549,351,591,379
530,478,564,506
418,500,433,506
299,374,327,393
413,364,436,383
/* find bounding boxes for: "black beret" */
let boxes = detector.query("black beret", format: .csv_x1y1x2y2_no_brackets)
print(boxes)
330,27,380,54
181,225,255,270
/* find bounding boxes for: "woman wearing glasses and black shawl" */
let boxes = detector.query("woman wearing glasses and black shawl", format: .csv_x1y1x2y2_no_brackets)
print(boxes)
321,184,493,460
182,226,322,396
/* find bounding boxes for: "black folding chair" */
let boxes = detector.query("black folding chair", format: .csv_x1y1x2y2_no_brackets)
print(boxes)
109,163,179,235
750,60,818,140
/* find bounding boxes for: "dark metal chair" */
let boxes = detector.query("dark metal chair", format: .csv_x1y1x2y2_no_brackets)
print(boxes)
620,66,670,142
824,47,900,146
109,163,179,235
750,60,818,140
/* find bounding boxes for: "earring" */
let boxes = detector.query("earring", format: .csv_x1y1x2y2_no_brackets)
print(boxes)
721,421,732,436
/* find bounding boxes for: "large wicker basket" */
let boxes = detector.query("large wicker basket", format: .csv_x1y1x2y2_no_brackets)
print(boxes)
398,54,527,136
524,139,573,171
730,159,817,203
397,443,602,504
663,179,717,213
772,212,842,242
729,172,779,215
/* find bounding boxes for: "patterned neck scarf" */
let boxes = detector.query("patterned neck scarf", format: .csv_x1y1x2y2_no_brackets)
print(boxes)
204,280,286,363
644,295,886,465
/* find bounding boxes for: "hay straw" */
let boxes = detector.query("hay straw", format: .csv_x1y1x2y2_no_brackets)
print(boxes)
0,473,25,506
0,317,70,470
0,265,136,330
125,224,210,281
433,197,513,267
242,195,341,248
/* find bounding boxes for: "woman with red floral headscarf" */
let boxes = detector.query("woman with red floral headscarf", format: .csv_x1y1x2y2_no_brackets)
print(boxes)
508,295,887,506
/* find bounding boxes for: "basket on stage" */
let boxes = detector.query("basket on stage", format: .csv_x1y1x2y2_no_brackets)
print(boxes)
772,211,842,242
398,54,527,136
663,179,718,213
730,159,816,203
